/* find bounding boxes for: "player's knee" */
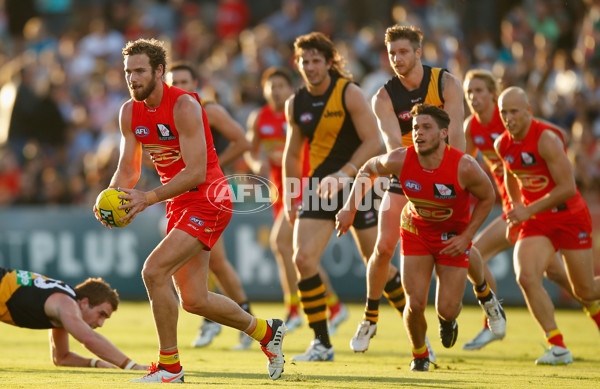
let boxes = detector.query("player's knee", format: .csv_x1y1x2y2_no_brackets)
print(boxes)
437,303,460,322
406,297,426,314
180,295,207,315
374,239,397,261
141,264,165,288
572,284,597,302
293,250,316,276
515,269,539,291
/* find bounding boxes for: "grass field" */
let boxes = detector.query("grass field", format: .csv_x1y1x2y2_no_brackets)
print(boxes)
1,301,599,388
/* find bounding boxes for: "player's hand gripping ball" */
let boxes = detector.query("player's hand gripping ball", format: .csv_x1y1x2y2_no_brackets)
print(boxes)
95,188,131,227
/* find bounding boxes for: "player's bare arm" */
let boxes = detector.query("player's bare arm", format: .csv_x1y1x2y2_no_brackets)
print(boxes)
205,103,251,166
507,129,576,225
336,148,406,236
282,95,305,225
47,294,145,370
93,101,142,227
441,71,466,152
119,94,208,223
372,87,403,151
464,115,476,157
319,84,382,199
244,109,268,176
454,155,495,243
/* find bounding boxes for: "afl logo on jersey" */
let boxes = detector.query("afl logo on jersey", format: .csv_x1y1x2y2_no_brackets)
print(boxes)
505,155,514,165
300,112,313,123
398,111,411,121
474,136,485,145
135,126,150,137
260,125,275,135
404,180,421,191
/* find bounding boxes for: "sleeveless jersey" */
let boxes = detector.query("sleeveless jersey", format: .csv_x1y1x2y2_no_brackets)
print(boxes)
293,76,361,179
399,145,470,235
383,65,446,146
131,83,226,203
496,119,587,219
0,268,76,329
468,106,509,210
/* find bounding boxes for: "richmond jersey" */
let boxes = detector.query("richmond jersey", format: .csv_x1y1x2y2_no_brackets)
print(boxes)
383,65,446,146
0,268,76,329
293,76,361,179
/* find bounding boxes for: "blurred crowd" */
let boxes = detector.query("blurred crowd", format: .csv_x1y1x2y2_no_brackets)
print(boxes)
0,0,599,207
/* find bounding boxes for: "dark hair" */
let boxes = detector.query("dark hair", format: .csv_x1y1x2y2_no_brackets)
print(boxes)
261,66,293,88
410,103,450,130
75,277,119,311
293,32,352,81
384,25,423,50
122,38,167,75
170,60,198,81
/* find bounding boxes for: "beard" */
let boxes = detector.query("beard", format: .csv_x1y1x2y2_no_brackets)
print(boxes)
129,77,156,102
416,138,440,157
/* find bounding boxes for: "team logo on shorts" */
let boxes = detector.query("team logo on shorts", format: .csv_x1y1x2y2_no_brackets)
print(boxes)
157,124,176,141
189,216,204,226
434,184,456,199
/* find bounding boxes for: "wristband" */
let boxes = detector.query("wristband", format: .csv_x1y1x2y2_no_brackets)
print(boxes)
345,162,358,175
124,360,137,370
336,170,349,178
90,358,99,368
145,191,159,205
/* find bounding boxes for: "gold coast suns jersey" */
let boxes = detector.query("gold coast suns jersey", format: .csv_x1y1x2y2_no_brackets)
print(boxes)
0,268,76,329
293,77,361,179
383,65,445,146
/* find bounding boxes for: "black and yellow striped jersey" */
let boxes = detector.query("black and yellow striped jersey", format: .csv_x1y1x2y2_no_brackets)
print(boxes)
293,76,361,179
0,267,76,329
383,65,446,146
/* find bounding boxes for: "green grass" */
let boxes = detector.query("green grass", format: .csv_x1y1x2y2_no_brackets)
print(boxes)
1,302,599,388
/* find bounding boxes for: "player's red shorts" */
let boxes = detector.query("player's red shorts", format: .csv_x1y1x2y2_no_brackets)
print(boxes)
400,228,471,268
166,197,233,251
516,207,593,251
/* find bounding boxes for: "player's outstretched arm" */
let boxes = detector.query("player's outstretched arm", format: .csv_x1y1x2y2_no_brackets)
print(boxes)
49,294,146,370
205,103,251,166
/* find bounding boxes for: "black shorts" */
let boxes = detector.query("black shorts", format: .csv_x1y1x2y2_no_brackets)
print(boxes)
386,175,405,195
298,180,379,230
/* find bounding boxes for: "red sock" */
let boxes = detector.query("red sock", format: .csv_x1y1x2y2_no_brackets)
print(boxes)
483,316,489,330
329,302,341,316
158,349,181,373
590,311,600,329
260,324,273,346
546,329,566,349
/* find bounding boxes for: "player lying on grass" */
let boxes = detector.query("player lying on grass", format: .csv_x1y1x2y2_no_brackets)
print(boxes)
0,267,147,370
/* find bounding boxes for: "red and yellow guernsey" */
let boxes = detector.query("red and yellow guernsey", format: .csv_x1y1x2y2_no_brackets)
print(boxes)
399,145,471,235
496,119,587,219
130,82,227,204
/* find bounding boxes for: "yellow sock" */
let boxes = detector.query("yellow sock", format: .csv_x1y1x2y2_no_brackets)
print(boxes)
412,345,428,358
248,318,268,343
326,292,339,307
585,301,600,316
